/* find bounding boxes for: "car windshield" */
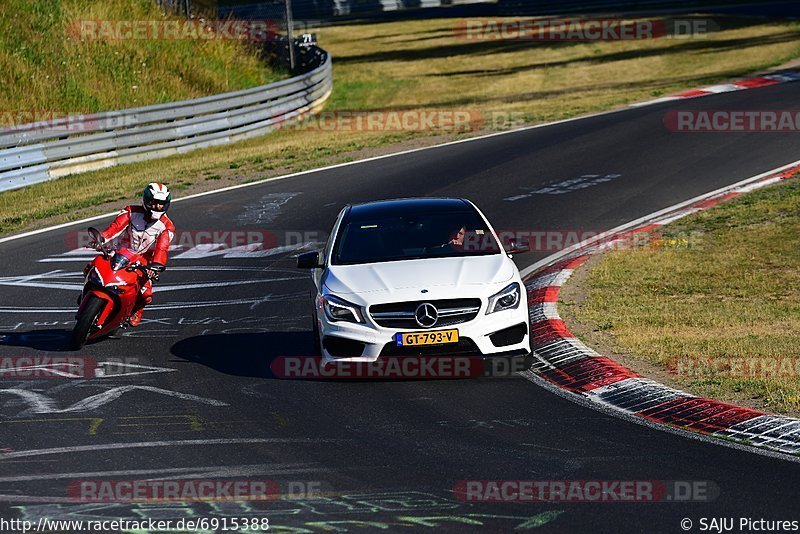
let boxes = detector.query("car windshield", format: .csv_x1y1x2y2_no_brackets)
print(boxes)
332,208,501,265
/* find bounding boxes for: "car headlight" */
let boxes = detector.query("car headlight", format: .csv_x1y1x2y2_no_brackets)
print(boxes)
486,282,521,314
323,295,364,323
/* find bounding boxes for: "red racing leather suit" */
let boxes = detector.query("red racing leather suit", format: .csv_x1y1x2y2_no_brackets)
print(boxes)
100,205,175,309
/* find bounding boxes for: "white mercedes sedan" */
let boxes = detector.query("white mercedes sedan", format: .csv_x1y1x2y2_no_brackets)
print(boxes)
296,198,532,369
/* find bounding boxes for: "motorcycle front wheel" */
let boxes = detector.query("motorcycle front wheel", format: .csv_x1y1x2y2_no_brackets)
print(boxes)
70,295,105,350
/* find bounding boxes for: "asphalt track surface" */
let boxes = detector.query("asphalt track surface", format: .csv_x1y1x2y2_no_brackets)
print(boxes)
0,82,799,533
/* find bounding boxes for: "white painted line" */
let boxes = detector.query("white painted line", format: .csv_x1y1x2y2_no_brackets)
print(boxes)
0,438,344,460
651,208,701,226
734,176,782,193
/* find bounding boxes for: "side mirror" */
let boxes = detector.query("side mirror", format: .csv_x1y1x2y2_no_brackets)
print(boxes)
87,227,110,258
504,239,530,255
87,227,102,244
296,251,323,269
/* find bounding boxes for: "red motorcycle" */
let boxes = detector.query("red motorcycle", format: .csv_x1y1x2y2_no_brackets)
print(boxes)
70,227,162,350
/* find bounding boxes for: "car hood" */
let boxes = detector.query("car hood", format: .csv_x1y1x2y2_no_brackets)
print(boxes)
323,255,515,295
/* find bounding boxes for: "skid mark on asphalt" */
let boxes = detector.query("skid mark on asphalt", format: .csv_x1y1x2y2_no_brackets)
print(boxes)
504,174,621,200
237,191,302,225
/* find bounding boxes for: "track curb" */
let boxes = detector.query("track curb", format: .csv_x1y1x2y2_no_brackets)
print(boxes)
522,162,800,456
630,69,800,107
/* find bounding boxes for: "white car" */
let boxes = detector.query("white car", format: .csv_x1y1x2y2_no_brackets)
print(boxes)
296,198,532,371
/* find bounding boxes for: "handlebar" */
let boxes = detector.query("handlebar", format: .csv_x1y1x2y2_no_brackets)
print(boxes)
127,262,163,281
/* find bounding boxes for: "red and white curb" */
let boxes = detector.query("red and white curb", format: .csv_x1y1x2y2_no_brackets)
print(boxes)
521,162,800,456
631,70,800,107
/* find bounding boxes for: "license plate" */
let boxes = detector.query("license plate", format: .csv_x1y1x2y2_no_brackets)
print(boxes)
396,329,459,346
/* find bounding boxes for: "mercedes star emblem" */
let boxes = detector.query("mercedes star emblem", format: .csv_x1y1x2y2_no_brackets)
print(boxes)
414,302,438,328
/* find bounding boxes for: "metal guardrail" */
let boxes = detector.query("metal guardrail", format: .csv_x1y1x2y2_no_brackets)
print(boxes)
0,45,332,193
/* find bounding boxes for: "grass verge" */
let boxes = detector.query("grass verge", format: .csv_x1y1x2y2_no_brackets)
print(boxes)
0,0,280,114
1,14,800,234
562,174,800,416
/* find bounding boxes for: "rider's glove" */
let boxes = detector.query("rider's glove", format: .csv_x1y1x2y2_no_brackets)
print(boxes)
146,262,165,281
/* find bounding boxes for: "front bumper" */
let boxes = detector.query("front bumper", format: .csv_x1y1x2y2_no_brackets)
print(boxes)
317,297,531,363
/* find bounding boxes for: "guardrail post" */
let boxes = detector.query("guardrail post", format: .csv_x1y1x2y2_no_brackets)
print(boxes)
285,0,297,72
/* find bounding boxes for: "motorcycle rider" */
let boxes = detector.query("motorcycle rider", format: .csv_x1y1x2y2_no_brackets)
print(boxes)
89,183,175,327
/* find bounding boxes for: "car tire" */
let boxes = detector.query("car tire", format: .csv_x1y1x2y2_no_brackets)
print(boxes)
311,306,322,356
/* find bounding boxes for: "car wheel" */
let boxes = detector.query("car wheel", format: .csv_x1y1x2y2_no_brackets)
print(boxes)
311,306,322,356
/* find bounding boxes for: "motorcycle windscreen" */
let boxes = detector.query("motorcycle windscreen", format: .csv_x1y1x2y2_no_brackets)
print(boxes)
110,251,131,271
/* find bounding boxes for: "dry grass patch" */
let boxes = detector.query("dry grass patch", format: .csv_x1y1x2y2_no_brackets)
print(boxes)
566,176,800,415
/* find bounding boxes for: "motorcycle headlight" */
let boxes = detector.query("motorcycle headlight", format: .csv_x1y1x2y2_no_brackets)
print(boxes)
486,282,521,314
110,253,130,271
323,295,364,323
88,268,104,287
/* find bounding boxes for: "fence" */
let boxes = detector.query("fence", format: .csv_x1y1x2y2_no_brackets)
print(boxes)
0,45,331,193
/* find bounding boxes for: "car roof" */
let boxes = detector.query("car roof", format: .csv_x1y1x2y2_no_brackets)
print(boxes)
345,198,474,220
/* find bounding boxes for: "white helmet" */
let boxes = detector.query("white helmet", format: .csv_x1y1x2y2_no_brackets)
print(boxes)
142,182,171,220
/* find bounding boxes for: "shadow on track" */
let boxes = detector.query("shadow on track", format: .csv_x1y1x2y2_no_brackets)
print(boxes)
0,329,74,351
170,332,519,382
170,332,314,378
